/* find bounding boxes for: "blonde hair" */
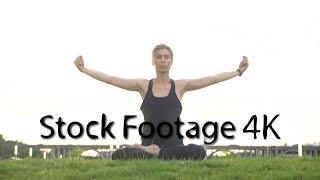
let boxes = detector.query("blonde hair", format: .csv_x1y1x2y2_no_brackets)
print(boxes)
152,44,173,60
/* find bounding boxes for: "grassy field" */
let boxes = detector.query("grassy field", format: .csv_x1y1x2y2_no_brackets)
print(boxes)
1,157,320,179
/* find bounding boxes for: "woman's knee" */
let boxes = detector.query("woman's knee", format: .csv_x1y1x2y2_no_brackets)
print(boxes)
187,144,206,160
111,148,126,160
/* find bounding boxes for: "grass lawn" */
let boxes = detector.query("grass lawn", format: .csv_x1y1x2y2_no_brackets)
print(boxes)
1,157,320,179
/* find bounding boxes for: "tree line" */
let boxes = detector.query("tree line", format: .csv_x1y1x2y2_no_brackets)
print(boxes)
0,134,42,159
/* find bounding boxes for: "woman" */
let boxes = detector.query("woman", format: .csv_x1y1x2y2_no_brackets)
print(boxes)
74,44,249,160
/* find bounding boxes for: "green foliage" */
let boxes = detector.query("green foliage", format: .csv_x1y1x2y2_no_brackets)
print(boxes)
1,140,30,159
69,147,82,159
0,134,4,158
0,135,42,159
0,157,320,179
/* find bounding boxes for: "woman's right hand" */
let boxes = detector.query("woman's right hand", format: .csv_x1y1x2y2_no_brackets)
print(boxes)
74,55,86,72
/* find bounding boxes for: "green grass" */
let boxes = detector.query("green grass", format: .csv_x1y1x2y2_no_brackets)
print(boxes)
1,157,320,179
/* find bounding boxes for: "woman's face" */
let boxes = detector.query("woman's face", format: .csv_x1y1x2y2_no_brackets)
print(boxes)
152,48,172,72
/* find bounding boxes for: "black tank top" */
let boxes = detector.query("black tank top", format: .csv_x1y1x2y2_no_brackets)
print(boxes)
140,78,184,148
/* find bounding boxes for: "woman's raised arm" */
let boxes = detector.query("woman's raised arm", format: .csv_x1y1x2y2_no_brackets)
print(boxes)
180,56,249,92
74,55,146,92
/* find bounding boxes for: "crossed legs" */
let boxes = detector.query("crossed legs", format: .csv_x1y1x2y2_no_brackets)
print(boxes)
111,144,206,160
131,144,161,156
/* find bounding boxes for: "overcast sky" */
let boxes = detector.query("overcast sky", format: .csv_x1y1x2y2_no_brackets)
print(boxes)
0,0,319,146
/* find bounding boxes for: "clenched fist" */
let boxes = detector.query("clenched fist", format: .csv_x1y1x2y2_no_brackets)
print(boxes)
74,55,85,72
238,56,249,75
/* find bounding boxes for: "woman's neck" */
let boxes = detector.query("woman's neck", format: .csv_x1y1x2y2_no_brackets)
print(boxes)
155,72,170,86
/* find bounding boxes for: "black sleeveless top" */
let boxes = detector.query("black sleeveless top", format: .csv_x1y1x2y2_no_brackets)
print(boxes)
140,78,184,148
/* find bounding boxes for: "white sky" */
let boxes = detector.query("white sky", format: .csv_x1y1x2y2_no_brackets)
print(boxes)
0,0,319,146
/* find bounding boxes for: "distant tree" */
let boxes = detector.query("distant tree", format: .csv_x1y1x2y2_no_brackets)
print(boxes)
1,140,30,159
31,146,42,158
2,140,14,158
0,135,43,159
0,134,5,158
69,147,82,159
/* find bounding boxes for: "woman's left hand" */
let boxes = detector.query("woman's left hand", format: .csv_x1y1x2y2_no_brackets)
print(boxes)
239,56,249,74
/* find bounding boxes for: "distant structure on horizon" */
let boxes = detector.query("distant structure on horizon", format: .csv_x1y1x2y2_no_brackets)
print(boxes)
24,144,320,159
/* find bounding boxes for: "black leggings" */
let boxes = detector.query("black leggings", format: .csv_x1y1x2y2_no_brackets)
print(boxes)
111,144,206,160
